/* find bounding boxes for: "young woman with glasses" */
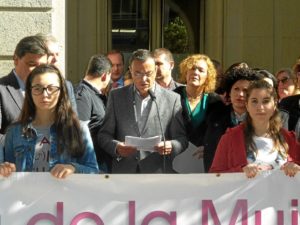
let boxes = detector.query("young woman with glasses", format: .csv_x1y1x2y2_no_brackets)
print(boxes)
0,64,99,178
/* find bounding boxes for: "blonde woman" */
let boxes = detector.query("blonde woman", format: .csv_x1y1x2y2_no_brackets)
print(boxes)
174,54,221,158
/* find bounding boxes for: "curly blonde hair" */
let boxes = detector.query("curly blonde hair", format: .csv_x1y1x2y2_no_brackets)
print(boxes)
179,54,216,93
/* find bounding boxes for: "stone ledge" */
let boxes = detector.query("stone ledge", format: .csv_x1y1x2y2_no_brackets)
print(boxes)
0,0,51,8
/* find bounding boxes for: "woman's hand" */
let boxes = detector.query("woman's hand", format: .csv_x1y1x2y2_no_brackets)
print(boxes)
242,164,260,178
192,146,204,159
0,162,16,177
50,164,75,179
281,162,300,177
242,163,273,178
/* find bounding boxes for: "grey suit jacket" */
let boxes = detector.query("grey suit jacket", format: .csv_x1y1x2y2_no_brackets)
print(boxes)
0,71,23,145
98,83,188,173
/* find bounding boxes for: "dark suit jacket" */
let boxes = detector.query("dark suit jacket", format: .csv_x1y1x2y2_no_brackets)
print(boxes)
98,83,188,173
0,71,23,145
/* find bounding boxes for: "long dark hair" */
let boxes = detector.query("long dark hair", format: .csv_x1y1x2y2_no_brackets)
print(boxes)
20,64,84,157
244,80,288,158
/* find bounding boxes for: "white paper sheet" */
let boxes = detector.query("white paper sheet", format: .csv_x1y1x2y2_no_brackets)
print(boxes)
125,135,161,152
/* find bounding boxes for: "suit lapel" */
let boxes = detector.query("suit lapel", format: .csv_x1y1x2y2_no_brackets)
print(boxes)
6,72,24,110
140,84,162,135
128,85,142,136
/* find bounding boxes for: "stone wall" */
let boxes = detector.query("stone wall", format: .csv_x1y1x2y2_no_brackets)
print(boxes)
0,0,65,76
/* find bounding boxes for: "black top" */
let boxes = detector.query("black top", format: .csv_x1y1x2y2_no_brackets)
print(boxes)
174,85,222,147
279,94,300,131
75,80,111,171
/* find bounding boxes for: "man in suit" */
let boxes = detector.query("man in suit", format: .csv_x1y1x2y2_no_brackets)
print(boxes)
75,54,112,172
0,35,48,145
106,50,125,89
98,49,188,173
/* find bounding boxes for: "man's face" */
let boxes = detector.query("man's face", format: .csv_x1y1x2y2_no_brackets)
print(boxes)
154,53,174,81
14,53,48,81
130,58,157,97
107,53,124,82
47,41,61,66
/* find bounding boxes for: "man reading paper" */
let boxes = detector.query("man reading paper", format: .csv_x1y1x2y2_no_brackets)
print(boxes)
98,49,188,173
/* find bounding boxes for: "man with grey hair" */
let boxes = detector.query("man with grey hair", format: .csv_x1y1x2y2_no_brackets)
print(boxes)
98,49,188,173
75,54,112,172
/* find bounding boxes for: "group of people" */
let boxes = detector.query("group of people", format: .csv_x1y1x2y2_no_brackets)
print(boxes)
0,34,299,179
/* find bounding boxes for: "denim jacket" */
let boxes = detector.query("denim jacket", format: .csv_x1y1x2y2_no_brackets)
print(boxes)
4,122,99,174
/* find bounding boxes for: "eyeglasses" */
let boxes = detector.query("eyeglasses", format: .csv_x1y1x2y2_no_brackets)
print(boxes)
31,85,60,95
277,77,290,84
133,71,155,78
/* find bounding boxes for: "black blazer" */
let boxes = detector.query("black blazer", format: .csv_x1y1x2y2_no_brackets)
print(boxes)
0,71,23,145
174,86,222,147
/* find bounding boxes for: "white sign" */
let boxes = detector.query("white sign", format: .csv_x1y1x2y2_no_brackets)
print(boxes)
0,170,299,225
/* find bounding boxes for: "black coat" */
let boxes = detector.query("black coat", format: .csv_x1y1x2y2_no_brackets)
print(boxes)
174,86,222,147
279,94,300,131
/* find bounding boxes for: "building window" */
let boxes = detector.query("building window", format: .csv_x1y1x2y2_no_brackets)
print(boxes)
111,0,150,51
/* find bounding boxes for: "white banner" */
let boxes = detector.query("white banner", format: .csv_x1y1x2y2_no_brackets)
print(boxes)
0,170,299,225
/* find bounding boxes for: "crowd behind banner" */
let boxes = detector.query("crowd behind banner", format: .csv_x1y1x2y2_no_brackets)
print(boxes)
0,34,299,179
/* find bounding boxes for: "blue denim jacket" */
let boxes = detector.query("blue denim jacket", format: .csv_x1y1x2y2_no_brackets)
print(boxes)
4,122,99,174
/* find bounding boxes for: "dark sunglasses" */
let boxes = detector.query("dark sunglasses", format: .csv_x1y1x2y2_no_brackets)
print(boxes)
277,77,290,84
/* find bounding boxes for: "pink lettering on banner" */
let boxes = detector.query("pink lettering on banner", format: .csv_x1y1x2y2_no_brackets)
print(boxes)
70,212,104,225
292,199,298,225
229,199,248,225
202,200,221,225
202,200,248,225
27,202,63,225
277,211,284,225
255,211,261,225
129,200,176,225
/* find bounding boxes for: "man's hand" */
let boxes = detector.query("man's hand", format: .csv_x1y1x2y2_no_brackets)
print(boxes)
0,162,16,177
155,141,172,155
50,164,75,179
116,142,137,157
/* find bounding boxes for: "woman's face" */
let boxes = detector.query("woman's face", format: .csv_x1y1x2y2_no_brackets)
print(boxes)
246,88,276,124
277,71,295,100
186,59,208,88
230,79,250,114
31,72,61,113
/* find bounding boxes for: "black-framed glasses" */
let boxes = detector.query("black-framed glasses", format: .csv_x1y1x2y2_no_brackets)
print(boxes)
277,77,290,84
31,85,61,96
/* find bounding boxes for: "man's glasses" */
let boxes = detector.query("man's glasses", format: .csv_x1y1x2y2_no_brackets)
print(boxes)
277,77,290,84
31,85,60,96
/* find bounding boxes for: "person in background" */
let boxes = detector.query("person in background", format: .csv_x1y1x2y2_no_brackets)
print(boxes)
106,49,125,89
75,54,112,172
210,80,300,178
0,64,99,178
174,54,221,164
0,35,48,146
276,68,299,101
279,60,300,139
35,33,78,113
98,49,188,173
203,67,261,172
153,48,182,90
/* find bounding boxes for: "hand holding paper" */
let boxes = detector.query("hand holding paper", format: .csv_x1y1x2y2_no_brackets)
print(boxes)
125,136,161,152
